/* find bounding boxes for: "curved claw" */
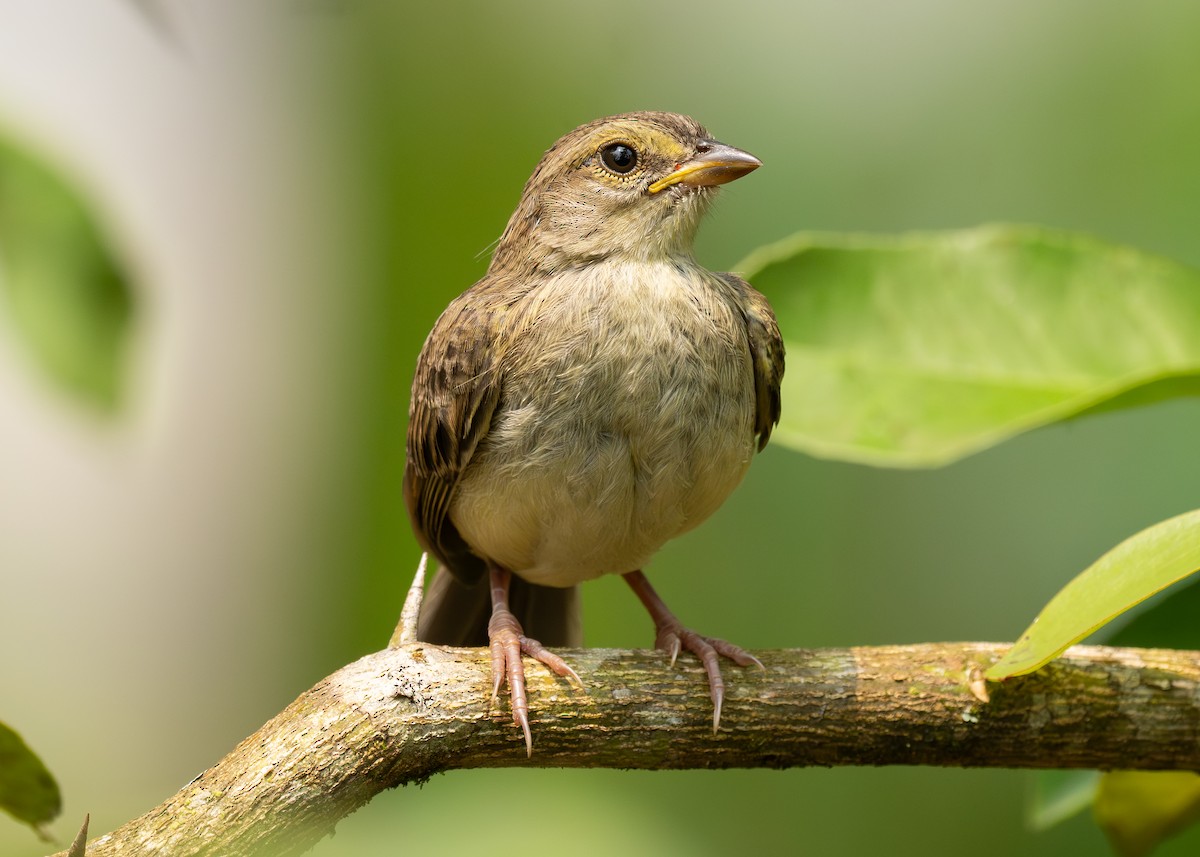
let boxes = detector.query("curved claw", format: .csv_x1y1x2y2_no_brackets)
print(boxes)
488,607,531,752
487,600,580,756
710,637,764,670
656,628,683,667
520,636,584,687
624,570,759,732
673,627,726,732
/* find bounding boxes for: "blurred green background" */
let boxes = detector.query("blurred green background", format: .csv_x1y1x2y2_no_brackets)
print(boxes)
1,1,1199,855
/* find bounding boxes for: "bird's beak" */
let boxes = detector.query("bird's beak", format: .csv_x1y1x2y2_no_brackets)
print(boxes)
647,141,762,194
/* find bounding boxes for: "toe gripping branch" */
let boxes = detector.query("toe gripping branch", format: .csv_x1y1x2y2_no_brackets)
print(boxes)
487,565,582,755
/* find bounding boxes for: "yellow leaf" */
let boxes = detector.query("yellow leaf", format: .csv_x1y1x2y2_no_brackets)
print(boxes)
986,509,1200,680
1094,771,1200,857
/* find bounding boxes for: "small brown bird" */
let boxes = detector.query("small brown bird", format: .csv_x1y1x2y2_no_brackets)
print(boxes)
405,111,784,753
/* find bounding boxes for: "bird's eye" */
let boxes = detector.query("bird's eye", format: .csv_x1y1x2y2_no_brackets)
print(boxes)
599,142,638,175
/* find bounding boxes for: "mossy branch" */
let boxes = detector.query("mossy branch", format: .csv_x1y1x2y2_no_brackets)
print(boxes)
57,639,1200,857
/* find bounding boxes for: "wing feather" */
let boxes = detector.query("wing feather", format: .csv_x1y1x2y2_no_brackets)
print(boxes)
721,273,785,451
403,283,511,584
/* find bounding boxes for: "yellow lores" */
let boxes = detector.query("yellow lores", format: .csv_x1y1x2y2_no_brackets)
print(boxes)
404,112,784,753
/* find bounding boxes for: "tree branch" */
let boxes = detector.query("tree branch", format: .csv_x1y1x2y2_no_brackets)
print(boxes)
65,641,1200,856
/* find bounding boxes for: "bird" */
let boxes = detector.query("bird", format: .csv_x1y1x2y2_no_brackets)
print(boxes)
404,111,784,754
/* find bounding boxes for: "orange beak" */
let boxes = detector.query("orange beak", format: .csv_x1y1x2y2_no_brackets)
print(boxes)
647,141,762,194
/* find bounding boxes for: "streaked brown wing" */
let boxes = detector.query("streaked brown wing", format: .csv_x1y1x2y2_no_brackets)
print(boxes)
403,281,509,584
721,273,785,451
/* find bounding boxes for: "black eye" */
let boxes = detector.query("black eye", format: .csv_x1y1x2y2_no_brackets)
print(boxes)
599,143,638,175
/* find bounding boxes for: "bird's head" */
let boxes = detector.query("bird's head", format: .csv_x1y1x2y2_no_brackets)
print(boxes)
490,112,761,274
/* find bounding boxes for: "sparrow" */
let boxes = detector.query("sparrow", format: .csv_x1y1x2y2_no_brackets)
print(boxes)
404,111,784,754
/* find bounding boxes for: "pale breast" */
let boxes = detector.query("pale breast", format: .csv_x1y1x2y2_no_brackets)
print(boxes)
450,260,756,587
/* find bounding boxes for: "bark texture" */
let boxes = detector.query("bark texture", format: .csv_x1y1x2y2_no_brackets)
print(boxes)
64,642,1200,856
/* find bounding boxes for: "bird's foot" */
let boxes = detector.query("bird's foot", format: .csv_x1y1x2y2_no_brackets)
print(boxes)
487,606,581,756
623,570,762,732
654,619,762,732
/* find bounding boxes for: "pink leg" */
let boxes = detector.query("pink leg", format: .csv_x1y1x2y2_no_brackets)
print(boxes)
623,570,762,732
487,563,581,755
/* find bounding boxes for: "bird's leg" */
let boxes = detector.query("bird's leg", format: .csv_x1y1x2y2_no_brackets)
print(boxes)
622,569,763,732
486,562,581,756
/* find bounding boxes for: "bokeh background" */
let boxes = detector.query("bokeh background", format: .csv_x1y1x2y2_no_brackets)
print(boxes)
2,1,1199,855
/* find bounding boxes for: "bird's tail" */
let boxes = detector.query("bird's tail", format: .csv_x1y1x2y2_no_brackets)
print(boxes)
417,567,582,647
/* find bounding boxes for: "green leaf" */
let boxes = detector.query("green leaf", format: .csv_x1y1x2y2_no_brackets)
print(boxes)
1027,770,1100,831
740,226,1200,468
0,720,61,831
1028,580,1200,838
1094,771,1200,857
985,509,1200,680
0,132,134,410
